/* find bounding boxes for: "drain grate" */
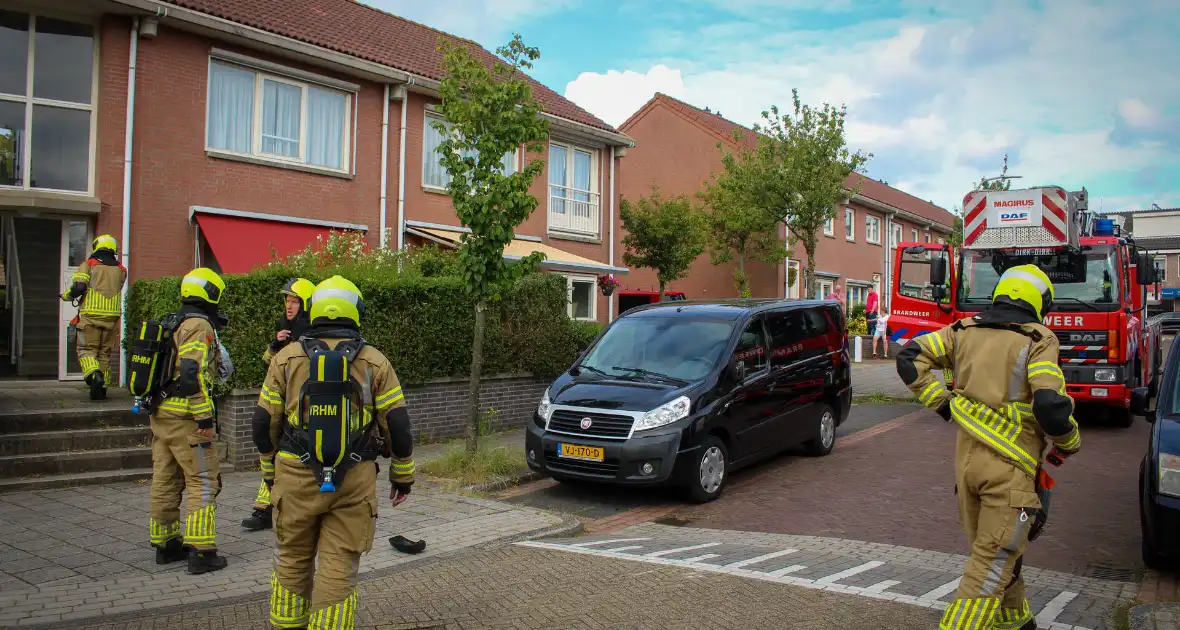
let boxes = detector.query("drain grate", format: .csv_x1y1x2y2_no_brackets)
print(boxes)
1083,565,1137,582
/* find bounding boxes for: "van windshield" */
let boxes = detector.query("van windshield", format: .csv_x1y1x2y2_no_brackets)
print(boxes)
580,316,735,382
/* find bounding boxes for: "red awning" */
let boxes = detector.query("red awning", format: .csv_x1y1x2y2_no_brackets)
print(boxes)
194,212,338,274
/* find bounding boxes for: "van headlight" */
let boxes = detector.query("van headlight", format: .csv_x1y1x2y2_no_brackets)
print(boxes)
537,389,553,422
1160,454,1180,498
634,396,691,432
1094,369,1117,383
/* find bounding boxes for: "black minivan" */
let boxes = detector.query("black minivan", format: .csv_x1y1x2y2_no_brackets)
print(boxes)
525,299,852,502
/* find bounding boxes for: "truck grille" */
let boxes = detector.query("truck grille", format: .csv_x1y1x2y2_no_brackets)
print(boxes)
547,409,635,440
1054,330,1110,361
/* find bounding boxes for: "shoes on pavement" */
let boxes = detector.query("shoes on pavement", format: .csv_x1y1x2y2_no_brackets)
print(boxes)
390,535,426,554
242,507,272,531
154,539,188,565
187,550,228,575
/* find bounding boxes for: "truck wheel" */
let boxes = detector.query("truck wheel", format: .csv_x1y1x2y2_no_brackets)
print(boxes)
1111,407,1135,428
686,435,728,504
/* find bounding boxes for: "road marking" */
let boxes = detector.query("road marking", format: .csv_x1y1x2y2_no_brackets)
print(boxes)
919,578,961,601
725,549,799,569
1036,591,1078,626
863,580,902,594
600,545,644,553
680,553,720,563
814,561,885,585
643,543,722,558
568,538,651,548
515,542,1099,630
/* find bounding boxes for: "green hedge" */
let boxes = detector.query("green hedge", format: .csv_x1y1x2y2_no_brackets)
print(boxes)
125,262,582,390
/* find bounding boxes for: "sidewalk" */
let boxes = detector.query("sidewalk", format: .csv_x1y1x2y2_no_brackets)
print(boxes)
0,456,567,628
851,359,936,399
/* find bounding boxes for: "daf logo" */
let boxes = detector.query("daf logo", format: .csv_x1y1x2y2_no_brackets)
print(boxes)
580,417,593,430
1000,212,1029,222
1068,333,1103,343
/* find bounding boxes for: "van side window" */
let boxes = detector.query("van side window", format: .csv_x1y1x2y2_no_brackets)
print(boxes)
733,318,768,374
765,311,807,367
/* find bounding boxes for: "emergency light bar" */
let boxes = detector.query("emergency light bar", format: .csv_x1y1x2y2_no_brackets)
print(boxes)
961,186,1081,251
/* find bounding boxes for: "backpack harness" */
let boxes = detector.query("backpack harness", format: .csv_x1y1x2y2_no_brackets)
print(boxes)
128,311,210,415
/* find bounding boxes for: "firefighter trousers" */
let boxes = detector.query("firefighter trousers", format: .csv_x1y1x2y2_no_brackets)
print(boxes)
148,412,222,552
76,315,119,385
940,432,1041,630
269,455,378,629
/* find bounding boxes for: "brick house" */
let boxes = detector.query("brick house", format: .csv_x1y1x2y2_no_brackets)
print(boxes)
0,0,632,380
616,93,955,315
1102,208,1180,311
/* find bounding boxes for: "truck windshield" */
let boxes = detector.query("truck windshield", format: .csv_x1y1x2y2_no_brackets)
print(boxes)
958,245,1121,311
580,316,735,382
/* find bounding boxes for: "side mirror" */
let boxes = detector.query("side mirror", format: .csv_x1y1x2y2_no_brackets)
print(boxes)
727,358,747,383
1130,386,1155,422
930,257,948,286
1137,253,1153,286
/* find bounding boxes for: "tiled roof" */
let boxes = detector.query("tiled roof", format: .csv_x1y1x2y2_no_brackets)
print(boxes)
1131,235,1180,250
167,0,615,132
1103,207,1180,215
632,93,956,229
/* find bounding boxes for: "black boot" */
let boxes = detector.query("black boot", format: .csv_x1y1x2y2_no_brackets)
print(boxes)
1019,620,1037,630
154,539,187,565
187,550,228,575
242,506,273,531
86,374,105,400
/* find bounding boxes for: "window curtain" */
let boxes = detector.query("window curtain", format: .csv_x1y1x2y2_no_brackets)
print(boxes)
307,86,346,169
549,144,567,214
500,149,516,175
261,79,300,157
422,115,447,188
206,61,254,153
572,150,591,213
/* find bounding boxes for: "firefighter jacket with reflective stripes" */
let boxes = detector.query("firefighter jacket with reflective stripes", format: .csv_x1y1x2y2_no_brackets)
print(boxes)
898,316,1081,478
257,337,415,486
65,257,127,318
157,316,219,420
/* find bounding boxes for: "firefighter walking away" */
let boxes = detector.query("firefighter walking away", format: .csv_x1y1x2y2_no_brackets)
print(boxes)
61,234,127,400
252,275,415,629
148,267,231,575
896,265,1081,630
243,277,314,532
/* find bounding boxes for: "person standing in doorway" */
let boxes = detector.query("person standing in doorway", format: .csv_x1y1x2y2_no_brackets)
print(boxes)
61,234,127,400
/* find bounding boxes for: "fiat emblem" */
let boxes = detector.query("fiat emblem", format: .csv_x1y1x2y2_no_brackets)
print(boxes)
580,417,593,430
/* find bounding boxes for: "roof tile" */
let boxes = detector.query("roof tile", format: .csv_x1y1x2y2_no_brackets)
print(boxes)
169,0,615,131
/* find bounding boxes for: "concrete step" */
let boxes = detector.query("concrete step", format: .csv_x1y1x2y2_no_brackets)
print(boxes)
0,467,153,493
0,425,150,455
0,445,153,477
0,407,143,433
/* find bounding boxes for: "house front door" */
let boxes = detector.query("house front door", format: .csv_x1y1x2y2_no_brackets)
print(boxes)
58,220,90,380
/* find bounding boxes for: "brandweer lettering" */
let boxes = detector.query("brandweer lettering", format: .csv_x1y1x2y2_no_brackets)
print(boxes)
1043,315,1083,327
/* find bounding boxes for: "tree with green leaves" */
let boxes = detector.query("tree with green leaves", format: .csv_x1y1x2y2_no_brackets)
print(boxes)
700,142,789,297
729,89,870,299
435,34,551,452
950,207,964,247
620,188,708,300
976,153,1014,191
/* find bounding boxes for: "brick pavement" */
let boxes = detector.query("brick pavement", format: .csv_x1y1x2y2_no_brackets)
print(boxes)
524,523,1138,630
850,360,931,398
0,470,563,628
61,544,941,630
1130,603,1180,630
672,406,1150,577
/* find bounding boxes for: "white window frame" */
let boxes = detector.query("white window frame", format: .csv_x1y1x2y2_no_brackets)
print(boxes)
938,237,946,245
1155,255,1168,283
0,10,99,196
844,207,855,241
823,216,835,237
865,215,881,244
911,228,919,242
548,140,601,237
890,223,902,247
204,58,354,175
924,231,931,243
817,278,834,300
564,273,597,321
847,285,868,307
421,110,518,192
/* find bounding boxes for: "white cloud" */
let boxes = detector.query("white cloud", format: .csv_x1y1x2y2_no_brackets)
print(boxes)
563,65,684,127
561,0,1180,211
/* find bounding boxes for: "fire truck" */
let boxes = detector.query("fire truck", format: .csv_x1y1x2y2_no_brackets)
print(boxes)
888,185,1164,426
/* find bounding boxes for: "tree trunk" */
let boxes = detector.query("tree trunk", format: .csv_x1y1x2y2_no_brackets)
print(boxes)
736,251,748,297
658,280,666,301
804,239,817,300
465,299,487,455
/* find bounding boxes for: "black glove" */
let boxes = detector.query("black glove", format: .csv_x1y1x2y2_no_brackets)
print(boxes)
390,482,411,507
935,400,952,422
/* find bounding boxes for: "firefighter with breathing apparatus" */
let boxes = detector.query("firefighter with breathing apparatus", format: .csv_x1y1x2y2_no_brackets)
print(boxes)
252,275,415,629
896,264,1081,630
242,277,315,532
61,234,127,400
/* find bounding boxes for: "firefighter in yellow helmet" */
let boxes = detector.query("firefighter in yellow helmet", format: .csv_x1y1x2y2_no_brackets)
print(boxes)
61,234,127,400
896,264,1081,630
243,277,315,532
148,267,231,575
253,275,415,629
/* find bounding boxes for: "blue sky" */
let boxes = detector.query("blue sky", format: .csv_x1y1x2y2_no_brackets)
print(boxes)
371,0,1180,213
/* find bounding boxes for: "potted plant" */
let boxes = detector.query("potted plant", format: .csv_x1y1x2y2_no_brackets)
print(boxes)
597,274,621,297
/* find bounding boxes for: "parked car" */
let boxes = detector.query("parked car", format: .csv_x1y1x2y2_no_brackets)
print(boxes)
525,299,852,502
1132,345,1180,568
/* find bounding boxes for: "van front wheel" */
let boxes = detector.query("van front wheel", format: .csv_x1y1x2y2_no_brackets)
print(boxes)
686,435,728,503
